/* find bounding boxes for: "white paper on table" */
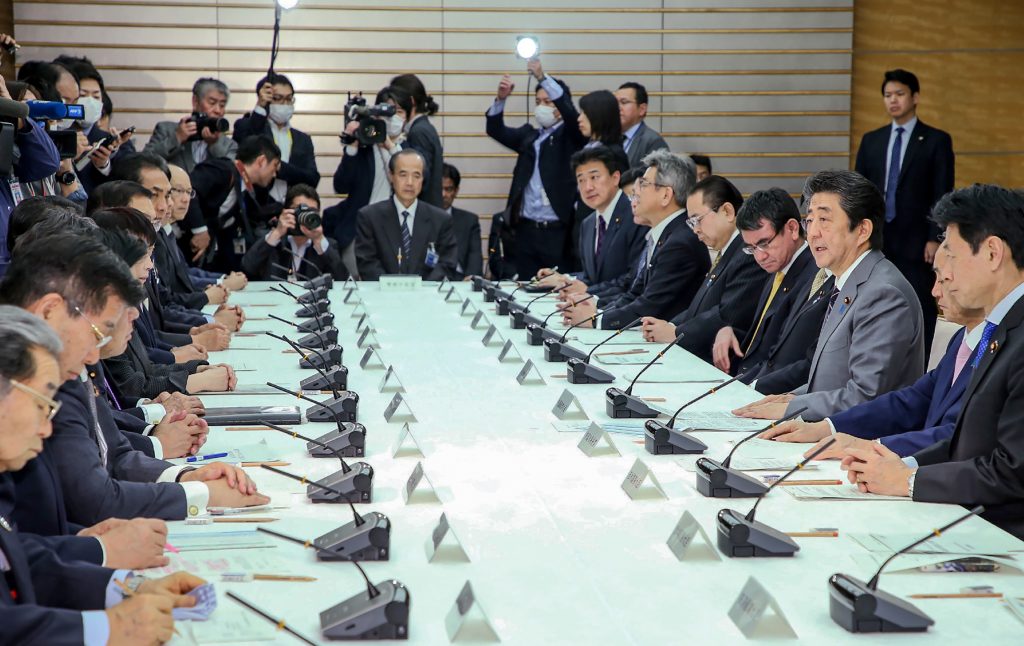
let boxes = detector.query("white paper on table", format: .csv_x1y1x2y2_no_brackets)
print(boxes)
200,384,283,396
139,552,288,578
726,457,821,471
552,420,648,436
848,552,1024,574
783,485,910,501
166,527,276,551
596,353,660,365
187,605,277,643
849,532,1024,556
675,412,772,432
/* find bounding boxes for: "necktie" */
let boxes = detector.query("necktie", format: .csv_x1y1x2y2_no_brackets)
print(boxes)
595,214,607,260
102,375,122,411
630,236,653,290
746,271,785,353
807,268,829,301
400,211,412,272
970,321,997,369
83,377,108,468
884,126,905,223
824,285,841,322
709,250,722,274
950,335,973,384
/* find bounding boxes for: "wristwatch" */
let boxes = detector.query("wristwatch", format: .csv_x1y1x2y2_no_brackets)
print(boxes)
57,171,77,186
907,470,917,499
123,574,148,596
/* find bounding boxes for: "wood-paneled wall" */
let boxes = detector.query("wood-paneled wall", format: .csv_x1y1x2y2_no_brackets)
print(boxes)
850,0,1024,188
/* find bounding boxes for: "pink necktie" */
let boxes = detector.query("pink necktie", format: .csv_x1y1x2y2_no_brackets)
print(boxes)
951,338,972,384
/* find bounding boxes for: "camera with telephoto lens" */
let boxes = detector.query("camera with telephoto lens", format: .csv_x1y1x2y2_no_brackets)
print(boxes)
341,92,396,147
186,112,229,141
289,204,322,236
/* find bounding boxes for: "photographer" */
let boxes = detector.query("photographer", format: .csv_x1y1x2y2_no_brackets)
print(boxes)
144,77,238,261
241,183,347,281
233,73,319,203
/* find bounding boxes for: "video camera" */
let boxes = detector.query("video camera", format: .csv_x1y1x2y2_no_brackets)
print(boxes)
341,92,395,147
25,100,85,160
186,112,229,142
289,204,322,236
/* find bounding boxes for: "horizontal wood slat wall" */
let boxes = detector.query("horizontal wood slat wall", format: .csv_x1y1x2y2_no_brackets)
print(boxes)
13,0,854,240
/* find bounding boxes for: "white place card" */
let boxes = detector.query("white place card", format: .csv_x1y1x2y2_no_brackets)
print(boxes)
516,359,545,386
471,311,488,329
355,312,369,332
444,286,459,302
621,458,667,500
497,340,522,363
551,389,588,420
380,275,422,291
666,510,720,561
378,365,406,393
445,581,499,642
343,288,361,304
576,422,620,457
349,302,366,317
359,346,385,370
461,299,477,316
436,277,450,293
728,576,797,639
383,392,416,423
403,461,439,504
481,324,504,347
343,276,357,291
391,422,424,458
425,512,470,563
357,327,380,349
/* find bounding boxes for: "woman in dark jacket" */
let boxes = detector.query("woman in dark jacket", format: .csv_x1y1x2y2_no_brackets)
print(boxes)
389,74,444,208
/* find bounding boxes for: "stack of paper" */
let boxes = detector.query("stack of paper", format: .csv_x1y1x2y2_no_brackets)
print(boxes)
675,412,773,433
166,527,276,552
783,485,910,501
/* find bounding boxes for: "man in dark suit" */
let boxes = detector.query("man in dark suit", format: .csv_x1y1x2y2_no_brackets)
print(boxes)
486,61,586,278
709,188,821,383
855,69,954,355
561,150,710,330
616,82,669,168
441,163,484,279
640,175,764,363
763,246,986,457
535,146,647,300
355,149,458,280
233,73,320,205
842,185,1024,539
241,184,348,280
190,135,282,272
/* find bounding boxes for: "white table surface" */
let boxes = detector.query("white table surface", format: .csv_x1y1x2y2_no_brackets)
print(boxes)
164,281,1024,645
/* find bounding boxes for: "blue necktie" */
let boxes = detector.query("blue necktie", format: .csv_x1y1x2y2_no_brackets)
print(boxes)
630,237,653,290
400,211,412,272
971,321,997,368
884,126,904,223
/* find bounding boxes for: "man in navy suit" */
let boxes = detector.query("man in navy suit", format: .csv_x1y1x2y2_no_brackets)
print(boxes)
762,245,984,456
535,146,647,299
855,69,954,355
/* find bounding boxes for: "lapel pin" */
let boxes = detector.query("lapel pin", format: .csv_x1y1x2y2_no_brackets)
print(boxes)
918,135,924,141
843,297,851,305
991,340,999,353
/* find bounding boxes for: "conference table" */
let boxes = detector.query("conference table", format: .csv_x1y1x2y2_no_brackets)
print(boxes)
162,279,1024,645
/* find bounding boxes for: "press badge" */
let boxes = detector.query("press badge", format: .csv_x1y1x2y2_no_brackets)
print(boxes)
8,178,23,205
425,242,439,268
233,237,247,255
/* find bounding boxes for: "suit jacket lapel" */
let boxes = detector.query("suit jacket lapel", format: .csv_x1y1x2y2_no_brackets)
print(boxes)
409,208,433,271
381,201,404,268
580,216,596,279
898,121,925,185
930,329,969,420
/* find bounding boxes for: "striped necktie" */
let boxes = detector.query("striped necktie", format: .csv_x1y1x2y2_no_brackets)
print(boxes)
400,211,412,272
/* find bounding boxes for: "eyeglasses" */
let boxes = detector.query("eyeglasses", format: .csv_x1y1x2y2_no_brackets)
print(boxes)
741,231,780,255
9,379,62,421
272,95,295,105
617,98,637,106
685,209,716,231
74,306,112,349
633,177,668,193
169,188,196,199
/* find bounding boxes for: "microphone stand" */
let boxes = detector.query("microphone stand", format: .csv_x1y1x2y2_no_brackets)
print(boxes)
644,370,752,455
565,317,642,384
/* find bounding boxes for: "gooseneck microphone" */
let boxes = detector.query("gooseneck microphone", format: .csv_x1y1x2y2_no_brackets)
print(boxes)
267,380,359,424
525,302,574,346
542,297,598,362
694,407,807,498
265,331,347,391
259,461,373,504
604,331,686,418
226,592,318,646
829,505,984,633
267,310,335,334
643,369,754,455
509,282,573,329
565,317,642,384
716,438,836,558
261,416,365,463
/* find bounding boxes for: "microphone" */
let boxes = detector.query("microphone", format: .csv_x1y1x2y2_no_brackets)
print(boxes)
265,331,347,391
604,331,686,418
268,311,335,334
270,278,329,305
694,407,807,498
269,279,331,318
830,505,984,633
542,297,597,362
226,592,319,646
256,519,392,568
261,416,365,461
525,302,576,346
267,380,359,424
565,317,642,384
643,369,755,455
260,461,373,504
510,282,572,330
482,280,502,303
266,315,337,348
470,275,486,292
716,438,836,558
287,246,334,289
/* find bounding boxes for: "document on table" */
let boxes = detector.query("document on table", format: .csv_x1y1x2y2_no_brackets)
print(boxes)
166,527,276,551
166,440,281,466
848,552,1024,574
187,605,277,643
849,532,1024,556
675,412,773,432
595,353,659,365
784,485,910,501
727,457,820,472
139,552,288,578
552,420,648,436
200,384,284,396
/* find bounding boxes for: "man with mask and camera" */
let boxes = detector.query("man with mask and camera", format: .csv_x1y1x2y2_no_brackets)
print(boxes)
145,77,238,262
241,183,347,281
232,73,319,206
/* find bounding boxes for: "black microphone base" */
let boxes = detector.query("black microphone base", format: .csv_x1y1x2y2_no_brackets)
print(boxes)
716,509,799,558
298,327,339,349
510,309,544,330
296,300,330,318
566,358,615,384
296,314,335,333
605,388,660,418
302,274,333,290
300,365,348,392
308,422,366,458
526,324,561,346
828,574,933,633
306,392,359,424
320,580,410,641
298,286,330,303
495,297,512,315
694,458,770,498
643,421,707,454
299,345,343,370
471,276,486,292
308,463,374,503
543,339,588,362
313,511,391,562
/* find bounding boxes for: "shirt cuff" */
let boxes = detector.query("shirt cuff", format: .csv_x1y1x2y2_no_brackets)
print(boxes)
95,537,107,567
81,611,110,646
149,434,163,460
96,161,112,176
254,105,268,116
539,76,564,101
140,403,166,424
487,99,506,116
191,226,209,234
265,232,281,247
203,314,215,323
316,238,330,253
902,456,919,469
344,144,359,156
825,418,837,435
105,570,132,608
181,481,210,517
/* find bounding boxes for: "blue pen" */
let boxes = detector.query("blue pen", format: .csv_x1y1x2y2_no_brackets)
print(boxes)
186,452,229,463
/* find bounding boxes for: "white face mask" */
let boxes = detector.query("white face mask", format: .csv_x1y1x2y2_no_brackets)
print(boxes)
387,114,404,138
534,104,558,129
78,96,103,129
268,104,293,126
55,118,76,131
